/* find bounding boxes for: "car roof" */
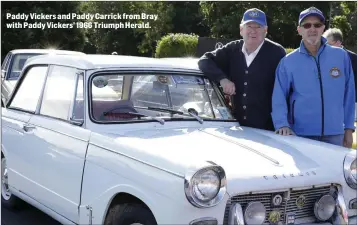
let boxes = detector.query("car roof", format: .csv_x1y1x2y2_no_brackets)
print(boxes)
9,49,85,55
24,54,202,72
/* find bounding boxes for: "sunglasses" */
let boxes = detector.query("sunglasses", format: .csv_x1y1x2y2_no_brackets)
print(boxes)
300,23,324,29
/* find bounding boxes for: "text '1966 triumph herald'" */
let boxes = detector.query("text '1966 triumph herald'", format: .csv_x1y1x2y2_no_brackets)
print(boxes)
1,54,356,225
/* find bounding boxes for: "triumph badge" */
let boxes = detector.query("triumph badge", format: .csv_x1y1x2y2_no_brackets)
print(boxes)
268,210,281,224
272,194,283,207
296,195,306,209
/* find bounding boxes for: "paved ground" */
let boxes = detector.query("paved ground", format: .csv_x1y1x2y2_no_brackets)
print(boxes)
2,202,61,225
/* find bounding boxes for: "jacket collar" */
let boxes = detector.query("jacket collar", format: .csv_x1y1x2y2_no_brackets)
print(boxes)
298,36,327,56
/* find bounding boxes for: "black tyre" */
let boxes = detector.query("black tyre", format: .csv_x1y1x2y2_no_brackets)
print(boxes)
105,203,157,225
1,157,23,209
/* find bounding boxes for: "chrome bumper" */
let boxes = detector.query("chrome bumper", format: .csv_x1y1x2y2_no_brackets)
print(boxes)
228,186,349,225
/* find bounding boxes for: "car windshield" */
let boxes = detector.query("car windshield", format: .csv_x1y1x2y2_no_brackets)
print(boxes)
90,73,235,123
8,53,43,79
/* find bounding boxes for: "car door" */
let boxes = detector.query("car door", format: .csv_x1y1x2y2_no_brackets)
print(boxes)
1,65,49,196
26,65,89,223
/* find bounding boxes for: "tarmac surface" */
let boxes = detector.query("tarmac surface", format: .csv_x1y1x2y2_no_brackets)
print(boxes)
1,202,61,225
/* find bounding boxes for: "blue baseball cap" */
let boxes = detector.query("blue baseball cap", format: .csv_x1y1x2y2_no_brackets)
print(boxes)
241,8,267,27
299,7,325,25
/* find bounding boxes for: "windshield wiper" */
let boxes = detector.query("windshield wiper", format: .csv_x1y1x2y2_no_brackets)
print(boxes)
135,106,204,124
187,108,204,124
102,111,165,125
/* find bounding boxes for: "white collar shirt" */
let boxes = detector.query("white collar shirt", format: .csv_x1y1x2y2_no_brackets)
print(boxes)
242,41,265,67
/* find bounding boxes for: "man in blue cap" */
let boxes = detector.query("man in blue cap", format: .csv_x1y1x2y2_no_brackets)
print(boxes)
272,6,355,148
198,8,286,131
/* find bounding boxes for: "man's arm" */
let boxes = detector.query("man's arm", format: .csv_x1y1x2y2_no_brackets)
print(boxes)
343,51,356,130
197,41,237,83
271,58,292,130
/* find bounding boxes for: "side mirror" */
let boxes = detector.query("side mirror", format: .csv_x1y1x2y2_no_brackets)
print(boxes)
69,118,84,126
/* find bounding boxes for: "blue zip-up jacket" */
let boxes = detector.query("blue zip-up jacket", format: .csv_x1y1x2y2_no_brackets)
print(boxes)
272,37,355,136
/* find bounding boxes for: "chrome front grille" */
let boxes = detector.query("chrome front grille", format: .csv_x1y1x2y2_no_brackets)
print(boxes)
223,185,332,225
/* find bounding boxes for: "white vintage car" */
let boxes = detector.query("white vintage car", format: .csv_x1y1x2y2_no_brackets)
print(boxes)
1,54,356,225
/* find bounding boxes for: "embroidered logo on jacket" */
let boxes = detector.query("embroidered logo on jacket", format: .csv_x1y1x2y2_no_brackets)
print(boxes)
330,67,341,78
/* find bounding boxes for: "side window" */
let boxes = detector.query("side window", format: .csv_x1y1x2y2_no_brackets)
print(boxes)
10,66,48,112
40,66,77,120
72,74,84,120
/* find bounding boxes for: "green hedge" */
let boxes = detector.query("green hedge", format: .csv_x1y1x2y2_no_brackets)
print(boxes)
155,33,297,57
155,33,198,58
285,48,295,54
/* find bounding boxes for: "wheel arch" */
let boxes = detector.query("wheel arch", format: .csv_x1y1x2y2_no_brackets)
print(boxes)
84,185,159,225
104,192,157,224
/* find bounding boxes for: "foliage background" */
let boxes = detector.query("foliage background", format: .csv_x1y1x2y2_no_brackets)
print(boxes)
1,1,357,60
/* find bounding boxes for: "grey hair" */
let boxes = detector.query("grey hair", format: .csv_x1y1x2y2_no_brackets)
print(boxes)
323,28,343,42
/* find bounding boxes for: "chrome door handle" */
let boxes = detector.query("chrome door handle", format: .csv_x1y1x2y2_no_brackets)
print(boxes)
23,124,36,132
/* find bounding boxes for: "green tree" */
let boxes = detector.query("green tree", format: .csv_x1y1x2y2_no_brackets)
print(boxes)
330,2,357,48
199,2,331,48
80,1,174,56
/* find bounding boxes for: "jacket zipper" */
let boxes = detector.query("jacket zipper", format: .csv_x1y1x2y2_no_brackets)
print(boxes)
313,56,324,136
292,100,295,124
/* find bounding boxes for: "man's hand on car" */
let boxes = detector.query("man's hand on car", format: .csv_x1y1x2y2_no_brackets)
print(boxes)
275,126,295,136
220,78,236,95
343,129,353,148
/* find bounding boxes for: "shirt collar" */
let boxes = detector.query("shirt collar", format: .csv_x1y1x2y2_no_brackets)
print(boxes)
242,40,265,56
298,36,327,55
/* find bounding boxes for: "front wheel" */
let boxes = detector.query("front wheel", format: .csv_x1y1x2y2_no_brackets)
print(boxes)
104,203,157,225
1,157,22,209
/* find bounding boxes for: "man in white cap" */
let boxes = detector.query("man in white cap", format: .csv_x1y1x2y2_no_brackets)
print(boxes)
198,8,286,131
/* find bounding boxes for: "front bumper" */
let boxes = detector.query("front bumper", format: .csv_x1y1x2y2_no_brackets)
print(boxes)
227,185,352,225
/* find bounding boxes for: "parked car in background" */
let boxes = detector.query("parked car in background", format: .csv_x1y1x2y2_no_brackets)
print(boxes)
1,54,356,225
1,49,85,106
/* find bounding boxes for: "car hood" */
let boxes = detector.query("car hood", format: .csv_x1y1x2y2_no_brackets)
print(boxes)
91,124,351,195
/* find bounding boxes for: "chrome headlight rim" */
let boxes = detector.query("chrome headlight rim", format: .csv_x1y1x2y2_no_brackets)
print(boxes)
343,152,357,190
184,165,226,208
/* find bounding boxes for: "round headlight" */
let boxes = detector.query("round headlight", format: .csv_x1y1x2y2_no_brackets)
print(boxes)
314,194,336,221
343,152,357,189
192,169,220,201
244,202,266,225
185,165,226,208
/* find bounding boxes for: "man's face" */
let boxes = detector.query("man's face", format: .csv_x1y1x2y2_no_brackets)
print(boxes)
240,21,267,46
326,37,342,47
297,16,325,46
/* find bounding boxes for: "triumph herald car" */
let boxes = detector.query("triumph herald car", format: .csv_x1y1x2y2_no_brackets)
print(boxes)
1,54,356,225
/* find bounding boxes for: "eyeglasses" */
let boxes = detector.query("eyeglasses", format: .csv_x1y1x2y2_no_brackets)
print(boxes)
300,23,324,29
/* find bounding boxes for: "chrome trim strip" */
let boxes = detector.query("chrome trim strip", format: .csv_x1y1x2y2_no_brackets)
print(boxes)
228,203,245,225
246,184,333,195
199,129,280,166
90,143,185,178
333,185,348,225
189,217,218,225
86,205,93,225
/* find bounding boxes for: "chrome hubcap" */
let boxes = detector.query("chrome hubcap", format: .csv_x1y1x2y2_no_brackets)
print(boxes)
1,158,11,200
